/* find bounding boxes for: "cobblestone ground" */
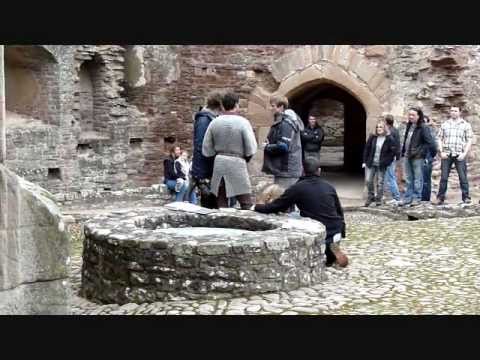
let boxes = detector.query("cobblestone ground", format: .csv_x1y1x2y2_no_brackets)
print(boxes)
68,212,480,315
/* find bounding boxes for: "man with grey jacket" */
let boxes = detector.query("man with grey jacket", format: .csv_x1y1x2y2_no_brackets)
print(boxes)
262,95,303,190
202,91,258,209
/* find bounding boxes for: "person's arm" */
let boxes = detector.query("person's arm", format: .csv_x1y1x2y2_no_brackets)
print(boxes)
265,121,294,155
202,122,216,158
301,130,314,143
254,186,296,214
422,126,436,158
242,121,258,158
437,126,447,159
388,135,397,157
194,115,211,154
174,161,186,179
333,192,346,238
363,135,372,167
459,124,473,161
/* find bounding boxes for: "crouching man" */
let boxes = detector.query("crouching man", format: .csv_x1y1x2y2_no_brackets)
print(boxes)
252,157,349,267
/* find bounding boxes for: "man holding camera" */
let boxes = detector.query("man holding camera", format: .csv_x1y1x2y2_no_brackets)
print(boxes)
435,106,473,205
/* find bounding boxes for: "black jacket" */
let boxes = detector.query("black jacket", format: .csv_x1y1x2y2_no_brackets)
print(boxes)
401,122,436,160
191,110,216,179
363,134,397,170
301,125,325,153
254,175,346,239
163,156,178,183
389,126,401,159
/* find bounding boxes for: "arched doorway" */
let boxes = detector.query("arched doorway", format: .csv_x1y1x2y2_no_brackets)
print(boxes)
289,82,367,203
289,82,366,174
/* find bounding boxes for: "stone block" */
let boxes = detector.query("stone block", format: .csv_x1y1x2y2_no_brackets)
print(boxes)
310,45,323,64
365,45,388,57
321,45,335,61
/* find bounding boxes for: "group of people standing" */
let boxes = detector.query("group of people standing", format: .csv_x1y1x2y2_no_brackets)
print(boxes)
163,90,348,267
363,106,474,207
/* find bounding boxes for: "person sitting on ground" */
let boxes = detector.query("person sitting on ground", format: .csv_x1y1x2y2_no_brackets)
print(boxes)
253,157,349,268
362,121,397,207
163,145,188,202
174,150,197,204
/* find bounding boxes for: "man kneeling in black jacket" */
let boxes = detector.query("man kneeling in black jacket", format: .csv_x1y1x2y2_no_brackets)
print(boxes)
253,157,349,267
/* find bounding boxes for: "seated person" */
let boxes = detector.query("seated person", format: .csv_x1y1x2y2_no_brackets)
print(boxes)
253,157,349,267
174,150,198,204
163,145,188,202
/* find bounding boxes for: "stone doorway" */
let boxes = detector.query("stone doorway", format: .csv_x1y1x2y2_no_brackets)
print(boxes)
290,83,367,175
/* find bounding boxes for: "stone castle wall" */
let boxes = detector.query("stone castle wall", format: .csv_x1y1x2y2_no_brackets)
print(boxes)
4,45,480,198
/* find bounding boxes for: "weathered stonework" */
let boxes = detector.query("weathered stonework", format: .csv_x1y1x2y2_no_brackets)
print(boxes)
81,204,326,304
0,164,70,314
4,45,480,199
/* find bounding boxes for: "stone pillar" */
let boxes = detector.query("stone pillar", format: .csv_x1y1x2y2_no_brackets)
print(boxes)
0,166,70,314
0,45,5,165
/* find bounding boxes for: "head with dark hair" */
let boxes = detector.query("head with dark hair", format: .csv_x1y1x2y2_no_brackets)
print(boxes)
170,145,181,158
206,90,224,111
222,92,240,111
408,107,424,126
384,114,394,127
303,156,321,175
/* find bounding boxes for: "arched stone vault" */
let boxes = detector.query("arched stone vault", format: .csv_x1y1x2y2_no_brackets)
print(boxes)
247,45,391,136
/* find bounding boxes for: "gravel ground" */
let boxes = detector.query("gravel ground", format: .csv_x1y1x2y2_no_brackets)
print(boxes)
66,210,480,315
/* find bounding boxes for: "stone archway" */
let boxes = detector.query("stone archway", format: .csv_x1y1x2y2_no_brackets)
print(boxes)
246,45,392,201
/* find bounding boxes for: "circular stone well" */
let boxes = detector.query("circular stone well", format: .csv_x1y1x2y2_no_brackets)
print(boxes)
80,204,326,304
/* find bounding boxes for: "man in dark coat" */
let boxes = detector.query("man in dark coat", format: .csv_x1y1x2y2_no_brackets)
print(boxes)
262,95,303,191
254,157,348,268
400,107,436,207
301,115,325,162
187,91,223,208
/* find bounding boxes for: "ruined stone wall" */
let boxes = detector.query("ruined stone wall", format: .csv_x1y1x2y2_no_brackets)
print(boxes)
4,45,480,198
0,165,69,314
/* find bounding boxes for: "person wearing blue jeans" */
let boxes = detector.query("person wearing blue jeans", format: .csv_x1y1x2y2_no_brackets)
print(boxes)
399,107,436,207
421,115,438,201
435,106,473,205
383,115,401,203
163,145,197,203
165,179,197,203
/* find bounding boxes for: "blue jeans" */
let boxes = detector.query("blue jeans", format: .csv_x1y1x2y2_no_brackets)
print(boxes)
165,180,198,204
437,155,470,201
422,158,433,201
403,158,424,203
384,160,401,201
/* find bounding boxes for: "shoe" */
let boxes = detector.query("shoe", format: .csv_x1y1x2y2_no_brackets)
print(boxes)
410,199,421,207
434,198,445,206
330,243,349,268
463,198,472,204
364,200,374,207
387,199,399,206
375,201,382,207
398,200,411,207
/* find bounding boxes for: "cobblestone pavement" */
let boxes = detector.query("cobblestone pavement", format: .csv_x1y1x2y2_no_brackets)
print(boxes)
68,211,480,315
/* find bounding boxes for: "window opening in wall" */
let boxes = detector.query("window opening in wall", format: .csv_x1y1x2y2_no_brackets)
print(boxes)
48,168,62,180
129,138,143,150
77,143,91,153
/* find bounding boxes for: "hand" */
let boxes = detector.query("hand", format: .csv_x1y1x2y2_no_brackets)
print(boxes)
440,152,448,160
362,163,366,169
458,153,466,161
